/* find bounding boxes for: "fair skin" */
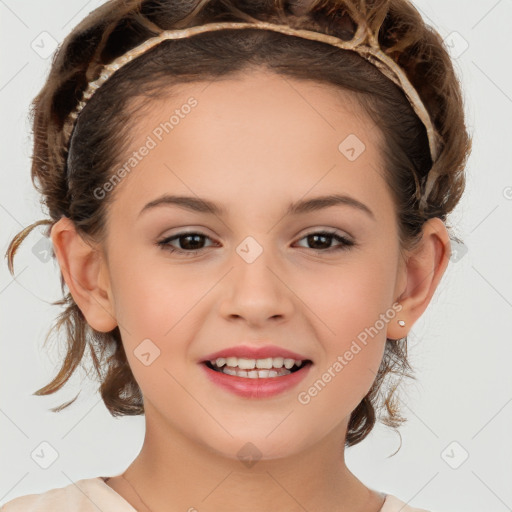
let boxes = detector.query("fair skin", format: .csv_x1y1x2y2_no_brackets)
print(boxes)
51,68,450,512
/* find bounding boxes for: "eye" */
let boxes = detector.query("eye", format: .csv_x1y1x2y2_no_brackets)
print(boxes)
295,230,355,252
156,231,217,257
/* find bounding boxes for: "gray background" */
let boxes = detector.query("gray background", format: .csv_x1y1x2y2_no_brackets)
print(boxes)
1,1,511,511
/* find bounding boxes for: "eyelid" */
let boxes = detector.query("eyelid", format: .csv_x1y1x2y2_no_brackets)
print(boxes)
159,225,353,241
298,226,354,241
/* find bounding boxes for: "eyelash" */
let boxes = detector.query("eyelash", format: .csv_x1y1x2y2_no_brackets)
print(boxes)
156,230,355,257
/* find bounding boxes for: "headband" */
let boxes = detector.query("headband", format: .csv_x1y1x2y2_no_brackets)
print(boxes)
62,20,442,207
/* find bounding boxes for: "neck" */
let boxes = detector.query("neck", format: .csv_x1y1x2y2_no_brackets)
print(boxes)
117,401,383,512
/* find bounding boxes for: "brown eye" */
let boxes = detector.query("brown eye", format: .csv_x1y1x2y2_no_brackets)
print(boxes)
295,231,354,252
156,232,216,256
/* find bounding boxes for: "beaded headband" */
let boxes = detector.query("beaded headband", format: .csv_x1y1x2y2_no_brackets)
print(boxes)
62,20,442,208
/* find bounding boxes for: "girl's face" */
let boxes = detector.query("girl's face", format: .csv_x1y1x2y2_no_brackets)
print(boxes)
99,68,407,460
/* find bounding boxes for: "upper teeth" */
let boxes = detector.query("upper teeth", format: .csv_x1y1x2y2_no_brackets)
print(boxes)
210,357,302,370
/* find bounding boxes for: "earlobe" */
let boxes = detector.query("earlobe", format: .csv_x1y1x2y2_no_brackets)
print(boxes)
387,217,451,340
50,216,117,333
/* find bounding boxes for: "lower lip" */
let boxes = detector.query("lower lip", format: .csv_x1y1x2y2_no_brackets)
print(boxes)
200,363,312,399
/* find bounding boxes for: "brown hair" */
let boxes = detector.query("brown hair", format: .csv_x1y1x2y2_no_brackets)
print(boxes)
5,0,471,447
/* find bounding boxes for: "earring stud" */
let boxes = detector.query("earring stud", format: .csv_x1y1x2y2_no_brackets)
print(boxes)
397,320,406,327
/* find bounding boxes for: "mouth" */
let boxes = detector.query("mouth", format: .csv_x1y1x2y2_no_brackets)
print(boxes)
200,354,314,398
203,357,313,378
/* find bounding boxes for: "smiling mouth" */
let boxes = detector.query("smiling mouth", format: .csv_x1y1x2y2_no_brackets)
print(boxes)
204,358,313,378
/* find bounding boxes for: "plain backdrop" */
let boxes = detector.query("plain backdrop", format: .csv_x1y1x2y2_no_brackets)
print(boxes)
1,1,511,511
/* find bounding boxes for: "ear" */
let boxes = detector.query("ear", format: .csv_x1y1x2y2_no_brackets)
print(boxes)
50,216,117,332
386,217,451,340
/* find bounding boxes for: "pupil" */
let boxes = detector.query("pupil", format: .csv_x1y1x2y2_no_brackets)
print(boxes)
308,234,330,250
182,234,203,250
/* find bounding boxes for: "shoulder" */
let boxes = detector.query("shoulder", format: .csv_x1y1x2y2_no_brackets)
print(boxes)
381,493,433,512
0,477,132,512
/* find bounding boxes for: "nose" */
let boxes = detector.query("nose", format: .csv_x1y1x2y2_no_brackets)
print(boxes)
217,241,295,327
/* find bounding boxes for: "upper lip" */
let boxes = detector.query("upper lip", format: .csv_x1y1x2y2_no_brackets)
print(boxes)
201,344,311,363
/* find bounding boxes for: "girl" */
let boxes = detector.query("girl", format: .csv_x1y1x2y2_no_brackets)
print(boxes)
3,0,471,510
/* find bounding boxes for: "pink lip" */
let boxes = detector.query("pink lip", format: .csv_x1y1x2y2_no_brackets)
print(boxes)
200,360,312,399
201,344,310,363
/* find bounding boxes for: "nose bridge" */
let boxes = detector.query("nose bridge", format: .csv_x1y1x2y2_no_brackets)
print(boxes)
218,233,294,322
234,233,283,295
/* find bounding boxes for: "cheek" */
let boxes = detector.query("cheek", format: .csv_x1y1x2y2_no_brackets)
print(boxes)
296,249,398,340
108,252,210,371
109,248,189,332
108,267,193,404
292,252,397,414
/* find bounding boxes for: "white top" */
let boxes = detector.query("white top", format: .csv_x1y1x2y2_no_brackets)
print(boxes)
0,477,433,511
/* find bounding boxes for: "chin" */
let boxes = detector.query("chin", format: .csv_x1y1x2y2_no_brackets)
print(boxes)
199,427,315,465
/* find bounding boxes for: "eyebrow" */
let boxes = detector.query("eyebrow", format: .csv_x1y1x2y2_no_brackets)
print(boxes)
138,193,375,220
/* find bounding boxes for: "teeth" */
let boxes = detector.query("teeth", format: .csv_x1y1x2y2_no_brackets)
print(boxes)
283,358,295,369
237,358,256,370
256,357,273,369
226,356,237,367
212,356,304,371
272,357,284,368
233,367,291,378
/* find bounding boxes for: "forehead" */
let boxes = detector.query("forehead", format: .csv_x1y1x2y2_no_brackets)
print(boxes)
107,68,391,225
